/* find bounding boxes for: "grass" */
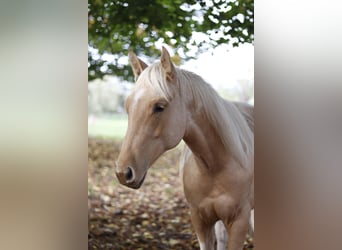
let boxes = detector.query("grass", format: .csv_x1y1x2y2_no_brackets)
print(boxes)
88,114,128,139
88,114,185,149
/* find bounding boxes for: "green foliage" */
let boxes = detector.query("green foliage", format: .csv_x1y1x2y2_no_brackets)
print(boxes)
88,0,254,81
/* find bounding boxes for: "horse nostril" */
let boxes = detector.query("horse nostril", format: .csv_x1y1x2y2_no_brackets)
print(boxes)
125,167,134,182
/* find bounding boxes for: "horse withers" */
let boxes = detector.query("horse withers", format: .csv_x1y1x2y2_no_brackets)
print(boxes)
116,47,254,250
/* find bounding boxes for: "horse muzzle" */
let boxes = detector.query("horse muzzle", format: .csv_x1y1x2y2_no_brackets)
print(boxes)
115,165,147,189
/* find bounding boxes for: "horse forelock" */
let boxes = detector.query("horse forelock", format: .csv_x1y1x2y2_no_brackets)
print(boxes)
137,62,174,102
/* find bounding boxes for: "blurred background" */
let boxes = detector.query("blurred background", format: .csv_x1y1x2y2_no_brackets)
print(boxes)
88,1,254,249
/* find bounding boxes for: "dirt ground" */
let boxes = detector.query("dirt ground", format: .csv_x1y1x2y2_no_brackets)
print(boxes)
88,138,253,249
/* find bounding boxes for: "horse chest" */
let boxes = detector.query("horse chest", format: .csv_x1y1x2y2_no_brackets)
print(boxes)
183,156,252,221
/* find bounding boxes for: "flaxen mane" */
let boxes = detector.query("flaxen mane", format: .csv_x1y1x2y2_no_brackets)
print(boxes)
138,62,254,167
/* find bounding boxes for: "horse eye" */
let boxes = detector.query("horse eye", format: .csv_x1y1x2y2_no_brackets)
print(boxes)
153,104,165,113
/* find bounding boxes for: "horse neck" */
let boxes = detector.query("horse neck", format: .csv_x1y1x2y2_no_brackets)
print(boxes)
177,69,252,170
182,102,230,171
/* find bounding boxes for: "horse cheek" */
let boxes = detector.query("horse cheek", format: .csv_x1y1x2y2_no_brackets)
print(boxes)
153,125,162,138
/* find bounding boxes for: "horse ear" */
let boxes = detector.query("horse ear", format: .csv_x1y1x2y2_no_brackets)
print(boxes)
128,50,148,81
160,46,176,82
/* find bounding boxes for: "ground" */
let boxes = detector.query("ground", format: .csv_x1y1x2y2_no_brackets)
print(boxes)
88,138,254,249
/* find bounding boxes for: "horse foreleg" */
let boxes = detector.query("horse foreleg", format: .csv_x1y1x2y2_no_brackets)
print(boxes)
215,220,228,250
225,210,250,250
248,209,254,238
190,208,216,250
243,209,254,249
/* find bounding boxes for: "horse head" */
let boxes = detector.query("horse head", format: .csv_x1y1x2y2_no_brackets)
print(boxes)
115,47,187,189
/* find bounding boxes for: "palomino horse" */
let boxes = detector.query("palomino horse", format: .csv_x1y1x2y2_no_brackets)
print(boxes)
116,47,254,250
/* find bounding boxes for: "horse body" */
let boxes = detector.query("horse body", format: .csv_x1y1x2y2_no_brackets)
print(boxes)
182,153,253,250
180,101,254,250
116,47,254,250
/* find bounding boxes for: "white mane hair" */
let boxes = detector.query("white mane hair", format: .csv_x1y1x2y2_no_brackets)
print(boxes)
138,62,254,166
